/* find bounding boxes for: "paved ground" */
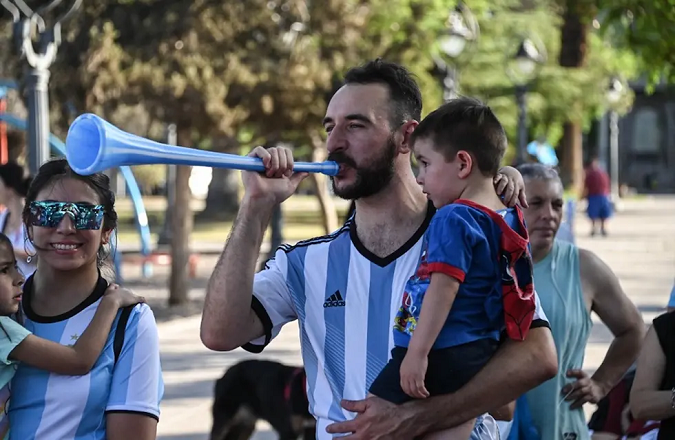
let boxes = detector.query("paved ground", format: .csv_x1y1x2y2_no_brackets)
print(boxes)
117,195,675,440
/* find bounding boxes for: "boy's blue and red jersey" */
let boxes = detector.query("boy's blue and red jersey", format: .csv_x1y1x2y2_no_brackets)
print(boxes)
393,199,535,349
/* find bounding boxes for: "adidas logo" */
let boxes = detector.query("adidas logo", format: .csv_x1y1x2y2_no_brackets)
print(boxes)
323,290,345,308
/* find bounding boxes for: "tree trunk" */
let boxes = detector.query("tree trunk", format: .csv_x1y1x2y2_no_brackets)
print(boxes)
560,121,583,193
169,128,193,306
309,134,337,234
558,2,591,193
197,136,240,221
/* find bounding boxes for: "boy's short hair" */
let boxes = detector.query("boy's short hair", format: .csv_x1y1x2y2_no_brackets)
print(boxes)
410,97,507,177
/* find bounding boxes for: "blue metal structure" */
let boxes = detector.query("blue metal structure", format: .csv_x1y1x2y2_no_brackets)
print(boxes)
0,112,154,280
0,79,19,96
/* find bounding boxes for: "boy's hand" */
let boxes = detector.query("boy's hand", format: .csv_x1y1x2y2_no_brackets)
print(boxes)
495,166,528,208
103,284,146,308
400,351,430,399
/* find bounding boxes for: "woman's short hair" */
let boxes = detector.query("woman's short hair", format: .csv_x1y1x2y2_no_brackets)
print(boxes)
516,163,563,186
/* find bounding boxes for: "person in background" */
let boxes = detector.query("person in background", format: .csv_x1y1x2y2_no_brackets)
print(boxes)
0,162,35,277
630,310,675,439
582,157,612,237
526,135,559,167
506,163,644,440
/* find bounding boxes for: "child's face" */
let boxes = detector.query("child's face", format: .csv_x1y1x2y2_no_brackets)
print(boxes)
414,138,468,208
0,244,25,316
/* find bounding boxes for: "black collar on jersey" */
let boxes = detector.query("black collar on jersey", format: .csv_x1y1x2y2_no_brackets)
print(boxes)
349,200,435,268
22,271,109,324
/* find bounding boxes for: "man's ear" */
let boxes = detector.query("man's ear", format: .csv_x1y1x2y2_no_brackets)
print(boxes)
456,151,473,179
399,120,419,154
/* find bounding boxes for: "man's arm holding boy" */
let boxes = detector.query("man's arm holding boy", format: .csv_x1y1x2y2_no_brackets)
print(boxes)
326,299,556,439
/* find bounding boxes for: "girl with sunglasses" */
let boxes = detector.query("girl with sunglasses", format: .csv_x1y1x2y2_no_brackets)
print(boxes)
7,159,164,440
0,231,144,440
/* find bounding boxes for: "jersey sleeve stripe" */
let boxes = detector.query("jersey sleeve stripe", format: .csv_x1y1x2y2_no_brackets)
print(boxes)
426,262,466,282
499,318,551,341
105,409,159,422
529,319,550,330
241,296,273,353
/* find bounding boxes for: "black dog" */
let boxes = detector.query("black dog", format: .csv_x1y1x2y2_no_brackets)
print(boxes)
210,359,315,440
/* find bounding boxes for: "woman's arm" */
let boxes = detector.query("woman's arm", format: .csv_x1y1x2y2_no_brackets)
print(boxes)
106,304,163,438
106,413,157,440
629,325,675,420
9,287,143,375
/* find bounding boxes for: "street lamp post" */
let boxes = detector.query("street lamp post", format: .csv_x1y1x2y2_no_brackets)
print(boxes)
507,38,546,166
606,77,623,205
1,0,82,176
515,84,528,164
157,124,177,246
434,4,479,101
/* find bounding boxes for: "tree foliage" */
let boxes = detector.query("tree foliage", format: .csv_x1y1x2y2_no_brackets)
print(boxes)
1,0,670,169
344,0,640,156
599,0,675,87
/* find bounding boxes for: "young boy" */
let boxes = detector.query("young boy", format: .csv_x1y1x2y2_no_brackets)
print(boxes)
369,98,536,439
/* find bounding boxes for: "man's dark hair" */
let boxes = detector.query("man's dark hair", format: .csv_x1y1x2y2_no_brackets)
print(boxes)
410,97,507,177
343,58,423,127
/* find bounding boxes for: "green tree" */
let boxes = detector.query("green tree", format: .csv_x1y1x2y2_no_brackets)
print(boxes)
343,0,638,170
11,0,374,303
601,0,675,86
553,0,672,191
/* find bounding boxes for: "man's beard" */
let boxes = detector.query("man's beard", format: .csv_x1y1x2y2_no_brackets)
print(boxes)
328,136,397,200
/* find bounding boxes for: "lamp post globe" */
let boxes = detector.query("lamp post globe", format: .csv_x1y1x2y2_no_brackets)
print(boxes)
510,38,544,84
507,37,546,165
435,4,478,101
607,76,623,104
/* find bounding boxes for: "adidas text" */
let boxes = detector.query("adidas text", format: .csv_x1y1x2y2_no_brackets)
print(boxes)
323,291,345,308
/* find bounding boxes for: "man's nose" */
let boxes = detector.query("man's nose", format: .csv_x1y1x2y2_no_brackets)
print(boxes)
326,128,347,154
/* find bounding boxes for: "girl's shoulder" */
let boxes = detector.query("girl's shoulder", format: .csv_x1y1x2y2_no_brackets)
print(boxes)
127,303,157,322
119,303,159,339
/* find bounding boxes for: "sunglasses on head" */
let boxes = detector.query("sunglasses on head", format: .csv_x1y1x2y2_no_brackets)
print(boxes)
27,201,105,230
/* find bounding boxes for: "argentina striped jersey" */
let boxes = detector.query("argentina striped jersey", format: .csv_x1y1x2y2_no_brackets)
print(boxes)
8,275,164,440
244,203,549,438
